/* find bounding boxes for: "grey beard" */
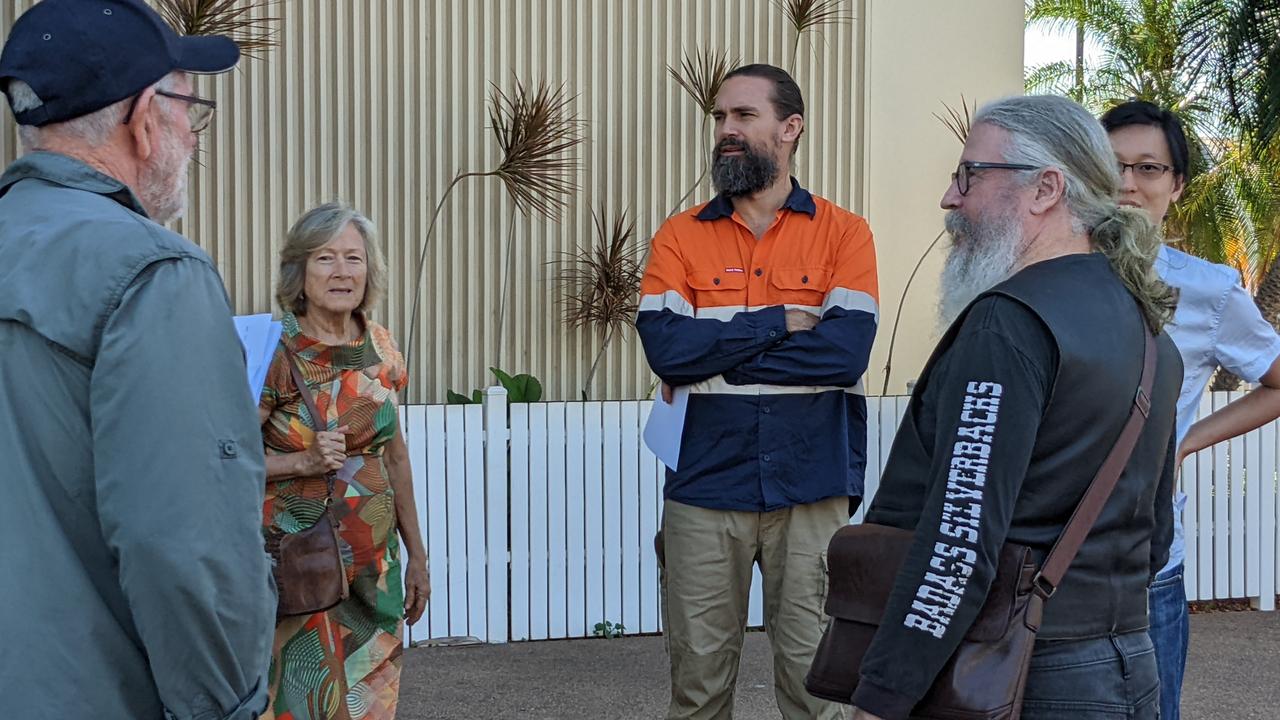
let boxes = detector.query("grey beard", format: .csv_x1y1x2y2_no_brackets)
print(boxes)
937,210,1025,330
138,128,192,225
711,144,779,197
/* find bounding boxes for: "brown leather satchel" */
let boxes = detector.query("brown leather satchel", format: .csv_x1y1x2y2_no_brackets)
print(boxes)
265,346,350,618
805,333,1156,719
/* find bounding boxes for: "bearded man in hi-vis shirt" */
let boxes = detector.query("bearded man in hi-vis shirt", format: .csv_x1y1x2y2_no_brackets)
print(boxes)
637,63,879,720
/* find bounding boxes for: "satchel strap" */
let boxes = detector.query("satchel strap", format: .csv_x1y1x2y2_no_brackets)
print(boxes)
283,344,338,502
1032,331,1157,599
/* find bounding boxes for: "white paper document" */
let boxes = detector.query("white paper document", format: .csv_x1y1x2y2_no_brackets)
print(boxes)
643,386,690,472
232,313,283,400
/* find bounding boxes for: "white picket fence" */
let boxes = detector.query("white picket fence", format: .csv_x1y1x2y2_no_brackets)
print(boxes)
399,389,1280,646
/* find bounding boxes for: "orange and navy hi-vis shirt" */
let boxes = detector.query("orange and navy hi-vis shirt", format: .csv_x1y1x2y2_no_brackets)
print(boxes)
637,178,879,511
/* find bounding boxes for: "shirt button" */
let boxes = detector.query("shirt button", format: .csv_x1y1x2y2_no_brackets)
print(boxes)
763,406,771,414
754,268,763,277
762,454,772,462
769,330,777,338
802,275,809,284
713,277,721,285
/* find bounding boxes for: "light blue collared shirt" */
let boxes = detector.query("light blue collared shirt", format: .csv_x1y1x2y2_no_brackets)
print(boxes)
1155,245,1280,572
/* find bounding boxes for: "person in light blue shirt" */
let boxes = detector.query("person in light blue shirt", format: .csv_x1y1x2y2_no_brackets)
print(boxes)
1103,100,1280,720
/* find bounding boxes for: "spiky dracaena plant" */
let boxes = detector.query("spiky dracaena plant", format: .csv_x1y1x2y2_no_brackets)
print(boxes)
557,207,643,400
879,97,976,394
151,0,280,56
777,0,853,73
663,48,739,220
406,78,584,368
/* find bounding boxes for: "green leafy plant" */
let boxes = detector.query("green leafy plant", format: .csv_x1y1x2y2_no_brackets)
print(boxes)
490,367,544,402
446,368,544,404
592,620,626,639
445,389,484,405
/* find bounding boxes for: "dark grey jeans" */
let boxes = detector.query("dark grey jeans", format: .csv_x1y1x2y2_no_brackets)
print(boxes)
1020,631,1160,719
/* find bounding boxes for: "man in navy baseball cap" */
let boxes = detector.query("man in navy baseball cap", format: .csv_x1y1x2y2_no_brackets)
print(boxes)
0,0,239,126
0,0,243,222
0,3,275,719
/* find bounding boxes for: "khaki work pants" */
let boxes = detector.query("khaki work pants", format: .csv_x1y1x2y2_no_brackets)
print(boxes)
659,497,849,720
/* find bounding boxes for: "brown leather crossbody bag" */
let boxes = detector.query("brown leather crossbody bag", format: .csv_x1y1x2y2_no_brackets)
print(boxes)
264,346,350,618
805,332,1156,720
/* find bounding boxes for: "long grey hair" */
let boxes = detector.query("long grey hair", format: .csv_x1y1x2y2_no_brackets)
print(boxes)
973,95,1177,332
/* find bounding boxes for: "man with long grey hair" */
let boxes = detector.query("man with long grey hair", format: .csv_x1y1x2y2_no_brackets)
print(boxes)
0,1,274,718
841,95,1183,720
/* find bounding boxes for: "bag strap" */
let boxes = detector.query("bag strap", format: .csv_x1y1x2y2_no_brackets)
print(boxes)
1032,330,1157,599
283,344,338,502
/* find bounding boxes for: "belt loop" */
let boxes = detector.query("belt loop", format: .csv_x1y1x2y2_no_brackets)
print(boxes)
1109,634,1130,679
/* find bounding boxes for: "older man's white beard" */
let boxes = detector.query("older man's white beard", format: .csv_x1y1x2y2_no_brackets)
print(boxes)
937,210,1025,330
137,128,192,225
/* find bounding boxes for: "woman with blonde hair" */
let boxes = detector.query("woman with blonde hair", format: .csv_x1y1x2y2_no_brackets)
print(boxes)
258,202,428,719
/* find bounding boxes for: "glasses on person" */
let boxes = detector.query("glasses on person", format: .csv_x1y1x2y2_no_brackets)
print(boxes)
951,160,1041,196
121,90,217,133
1117,161,1174,181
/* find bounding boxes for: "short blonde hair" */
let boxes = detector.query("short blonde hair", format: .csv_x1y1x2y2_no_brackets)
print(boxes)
276,202,386,316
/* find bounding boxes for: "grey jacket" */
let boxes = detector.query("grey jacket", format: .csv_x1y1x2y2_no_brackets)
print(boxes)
0,152,274,719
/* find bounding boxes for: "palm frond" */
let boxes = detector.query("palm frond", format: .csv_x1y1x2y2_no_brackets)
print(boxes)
1218,0,1280,148
668,48,739,116
1173,0,1230,86
776,0,852,34
1171,128,1280,280
1025,0,1133,48
1024,60,1078,96
557,207,643,334
488,78,585,220
151,0,280,56
934,97,977,145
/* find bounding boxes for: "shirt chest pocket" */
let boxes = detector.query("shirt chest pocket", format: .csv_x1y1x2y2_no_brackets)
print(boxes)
687,269,748,313
770,267,831,308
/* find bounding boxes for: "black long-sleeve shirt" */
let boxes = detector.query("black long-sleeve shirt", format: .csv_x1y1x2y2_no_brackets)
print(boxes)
852,254,1180,720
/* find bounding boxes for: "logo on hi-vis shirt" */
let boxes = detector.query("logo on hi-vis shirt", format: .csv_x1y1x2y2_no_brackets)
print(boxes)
903,381,1003,640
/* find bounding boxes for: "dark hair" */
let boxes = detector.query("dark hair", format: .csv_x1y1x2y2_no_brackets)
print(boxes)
723,63,804,153
723,63,804,120
1100,100,1190,179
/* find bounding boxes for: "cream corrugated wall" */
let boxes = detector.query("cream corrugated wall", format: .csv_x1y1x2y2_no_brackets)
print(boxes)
1,0,865,403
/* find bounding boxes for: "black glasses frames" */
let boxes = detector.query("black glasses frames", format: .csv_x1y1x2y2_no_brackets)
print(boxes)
121,89,218,133
952,161,1041,195
1117,161,1174,180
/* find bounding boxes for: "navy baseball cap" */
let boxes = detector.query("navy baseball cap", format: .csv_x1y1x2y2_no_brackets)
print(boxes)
0,0,240,127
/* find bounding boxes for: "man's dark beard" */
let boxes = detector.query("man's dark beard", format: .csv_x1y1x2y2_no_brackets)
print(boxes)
711,137,779,197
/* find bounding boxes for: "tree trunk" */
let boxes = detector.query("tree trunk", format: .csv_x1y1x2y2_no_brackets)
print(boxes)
1253,257,1280,329
1074,19,1085,102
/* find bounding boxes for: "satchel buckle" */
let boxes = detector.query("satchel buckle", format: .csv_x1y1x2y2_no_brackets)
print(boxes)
1031,573,1057,600
1134,387,1151,418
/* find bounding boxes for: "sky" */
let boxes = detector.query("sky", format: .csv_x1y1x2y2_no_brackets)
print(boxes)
1024,23,1104,71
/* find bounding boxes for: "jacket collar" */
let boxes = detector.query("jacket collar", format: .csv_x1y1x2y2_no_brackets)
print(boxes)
0,151,150,217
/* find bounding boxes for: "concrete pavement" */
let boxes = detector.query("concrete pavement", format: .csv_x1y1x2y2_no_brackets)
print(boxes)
399,609,1279,719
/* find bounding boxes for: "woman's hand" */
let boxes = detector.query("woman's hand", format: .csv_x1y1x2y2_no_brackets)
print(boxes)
403,560,430,625
300,425,349,475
